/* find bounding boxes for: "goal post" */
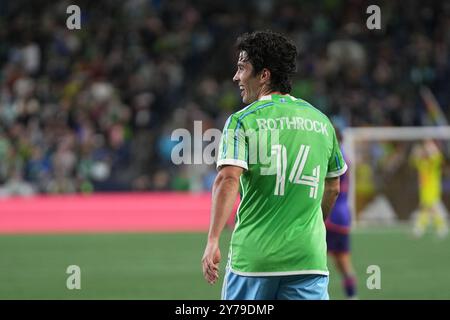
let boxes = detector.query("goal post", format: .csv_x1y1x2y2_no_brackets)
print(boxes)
342,126,450,227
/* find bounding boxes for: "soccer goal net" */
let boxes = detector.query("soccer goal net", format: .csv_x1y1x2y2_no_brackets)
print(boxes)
342,126,450,227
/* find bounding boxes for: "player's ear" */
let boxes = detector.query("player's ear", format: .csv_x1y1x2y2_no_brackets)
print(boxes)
259,68,271,84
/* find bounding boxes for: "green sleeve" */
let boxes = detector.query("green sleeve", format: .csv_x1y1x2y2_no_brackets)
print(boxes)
216,114,248,170
326,127,347,177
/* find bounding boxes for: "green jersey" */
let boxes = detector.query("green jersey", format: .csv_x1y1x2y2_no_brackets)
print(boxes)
217,94,347,276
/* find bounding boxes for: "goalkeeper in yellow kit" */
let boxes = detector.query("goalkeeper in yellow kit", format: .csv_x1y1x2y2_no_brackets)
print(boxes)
410,140,448,238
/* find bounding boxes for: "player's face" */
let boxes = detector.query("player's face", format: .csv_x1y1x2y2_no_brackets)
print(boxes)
233,51,261,104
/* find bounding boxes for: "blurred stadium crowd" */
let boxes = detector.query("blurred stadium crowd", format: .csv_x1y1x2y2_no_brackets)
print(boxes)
0,0,449,196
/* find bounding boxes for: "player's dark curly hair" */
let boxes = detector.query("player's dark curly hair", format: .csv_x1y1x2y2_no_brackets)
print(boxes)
236,30,297,94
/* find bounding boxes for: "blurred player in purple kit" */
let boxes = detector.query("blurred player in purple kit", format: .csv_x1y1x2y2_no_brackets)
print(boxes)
325,127,357,299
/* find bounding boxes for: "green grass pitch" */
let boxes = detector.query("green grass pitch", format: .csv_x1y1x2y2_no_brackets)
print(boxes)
0,225,449,299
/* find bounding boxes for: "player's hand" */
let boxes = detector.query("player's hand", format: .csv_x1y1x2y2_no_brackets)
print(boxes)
202,241,221,285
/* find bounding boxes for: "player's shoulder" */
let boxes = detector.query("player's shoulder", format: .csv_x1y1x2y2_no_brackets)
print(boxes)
293,97,332,123
225,100,275,128
292,97,337,139
233,99,275,118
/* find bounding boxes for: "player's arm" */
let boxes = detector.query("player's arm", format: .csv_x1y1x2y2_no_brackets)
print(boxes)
324,125,345,220
202,165,243,285
321,177,340,220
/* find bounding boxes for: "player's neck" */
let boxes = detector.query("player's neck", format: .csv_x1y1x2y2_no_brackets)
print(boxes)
257,89,288,101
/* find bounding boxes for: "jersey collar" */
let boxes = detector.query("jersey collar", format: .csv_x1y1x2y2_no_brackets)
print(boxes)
258,94,297,101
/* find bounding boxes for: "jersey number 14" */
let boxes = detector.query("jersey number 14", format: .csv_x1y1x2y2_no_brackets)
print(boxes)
261,144,320,198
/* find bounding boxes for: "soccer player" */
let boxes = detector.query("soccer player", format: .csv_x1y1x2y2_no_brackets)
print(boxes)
410,140,448,238
325,127,358,299
201,30,347,300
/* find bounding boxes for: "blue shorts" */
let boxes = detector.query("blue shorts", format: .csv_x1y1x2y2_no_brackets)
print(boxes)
326,229,350,253
221,268,329,300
